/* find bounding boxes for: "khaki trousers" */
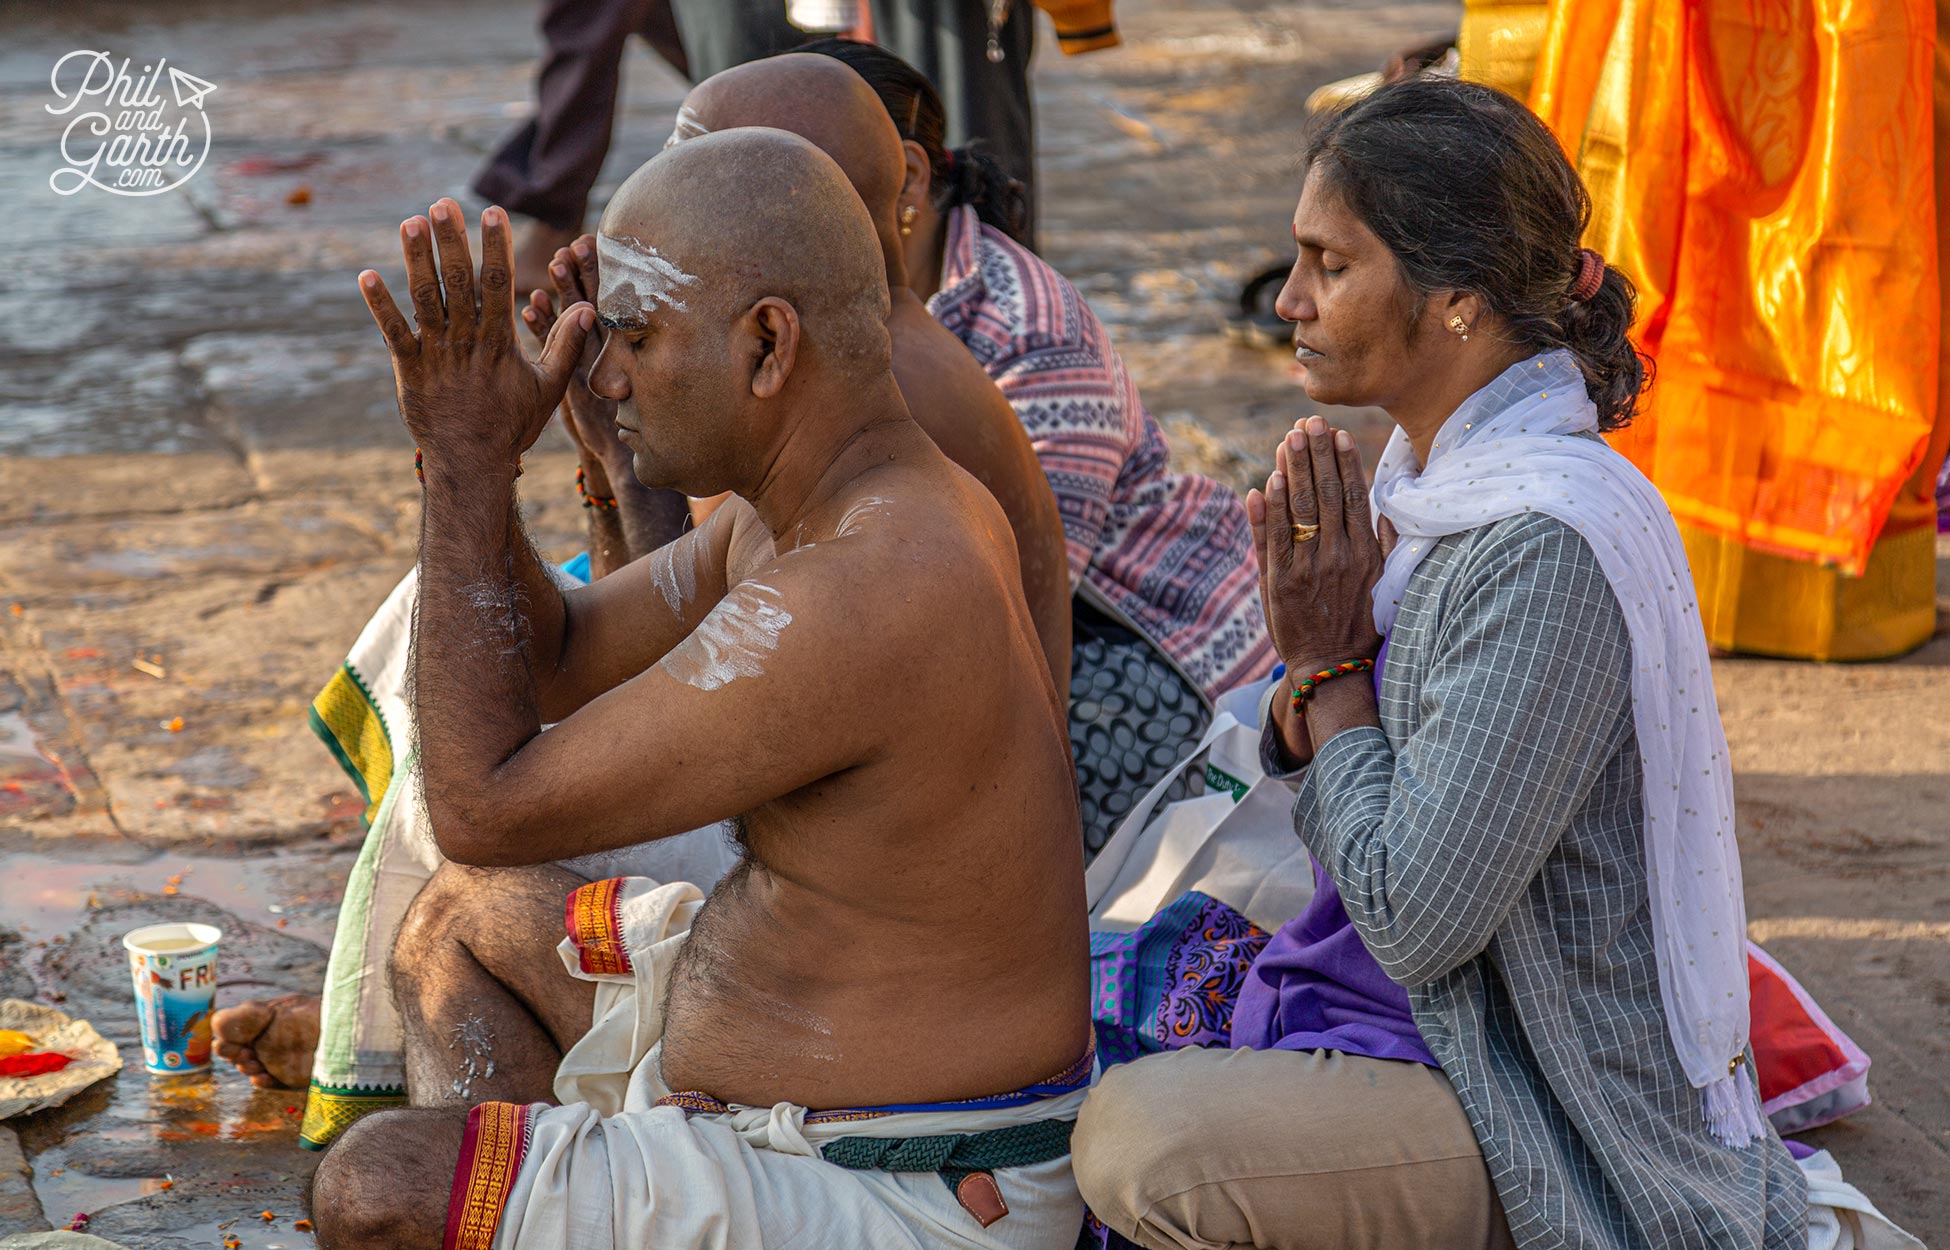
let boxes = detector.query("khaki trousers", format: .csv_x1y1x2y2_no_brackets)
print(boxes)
1072,1046,1517,1250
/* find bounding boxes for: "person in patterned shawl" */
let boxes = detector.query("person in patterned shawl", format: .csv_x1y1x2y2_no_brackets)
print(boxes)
804,39,1276,855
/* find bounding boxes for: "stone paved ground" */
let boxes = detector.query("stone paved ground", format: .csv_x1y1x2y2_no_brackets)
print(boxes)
0,0,1945,1244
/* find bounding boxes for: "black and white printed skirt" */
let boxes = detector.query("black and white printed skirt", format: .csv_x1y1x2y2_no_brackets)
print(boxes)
1067,598,1207,859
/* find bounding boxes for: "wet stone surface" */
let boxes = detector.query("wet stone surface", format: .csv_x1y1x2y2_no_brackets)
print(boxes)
0,1125,49,1235
1,846,347,1247
0,0,1945,1245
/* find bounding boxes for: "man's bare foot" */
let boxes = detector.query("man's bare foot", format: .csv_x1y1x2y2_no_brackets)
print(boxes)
212,993,321,1089
510,218,581,308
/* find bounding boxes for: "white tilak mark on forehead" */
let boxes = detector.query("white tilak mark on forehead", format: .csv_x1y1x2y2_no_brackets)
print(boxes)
664,582,792,691
664,104,710,150
597,233,702,314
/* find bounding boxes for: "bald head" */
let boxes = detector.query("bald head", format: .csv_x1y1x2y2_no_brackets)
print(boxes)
597,126,887,358
679,54,908,268
587,129,894,492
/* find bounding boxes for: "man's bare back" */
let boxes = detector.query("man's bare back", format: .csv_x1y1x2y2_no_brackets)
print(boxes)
353,128,1087,1119
651,449,1087,1107
886,298,1073,688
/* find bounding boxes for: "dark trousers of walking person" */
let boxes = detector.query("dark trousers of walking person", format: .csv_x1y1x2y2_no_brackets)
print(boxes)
473,0,1038,241
867,0,1037,242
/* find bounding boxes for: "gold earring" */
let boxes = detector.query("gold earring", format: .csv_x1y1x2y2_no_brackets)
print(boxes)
899,205,917,236
1448,315,1470,342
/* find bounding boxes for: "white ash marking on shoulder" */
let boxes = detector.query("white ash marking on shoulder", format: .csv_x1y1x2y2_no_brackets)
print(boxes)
650,536,703,614
835,496,892,537
664,581,792,690
598,233,702,314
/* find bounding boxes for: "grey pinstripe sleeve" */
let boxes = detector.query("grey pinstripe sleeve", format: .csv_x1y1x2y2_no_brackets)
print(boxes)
1292,517,1636,987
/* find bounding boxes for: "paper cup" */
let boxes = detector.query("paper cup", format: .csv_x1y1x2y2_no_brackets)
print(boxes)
123,922,222,1075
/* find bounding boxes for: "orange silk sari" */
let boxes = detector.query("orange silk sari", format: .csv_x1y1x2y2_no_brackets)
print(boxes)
1462,0,1950,658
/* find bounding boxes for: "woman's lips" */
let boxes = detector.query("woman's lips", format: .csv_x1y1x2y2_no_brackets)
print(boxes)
1293,339,1324,361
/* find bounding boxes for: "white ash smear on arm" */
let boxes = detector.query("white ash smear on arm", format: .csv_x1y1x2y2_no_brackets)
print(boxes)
597,234,702,318
459,574,530,661
662,581,792,691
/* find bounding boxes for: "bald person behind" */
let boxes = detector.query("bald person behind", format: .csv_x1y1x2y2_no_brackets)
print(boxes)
531,52,1071,689
307,130,1091,1250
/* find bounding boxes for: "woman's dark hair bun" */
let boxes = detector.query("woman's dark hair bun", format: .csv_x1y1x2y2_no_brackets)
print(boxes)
1559,263,1648,430
941,143,1030,245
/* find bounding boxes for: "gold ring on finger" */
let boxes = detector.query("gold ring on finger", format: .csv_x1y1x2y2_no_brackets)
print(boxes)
1291,522,1321,544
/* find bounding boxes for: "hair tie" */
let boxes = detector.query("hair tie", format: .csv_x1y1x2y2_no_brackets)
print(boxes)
942,148,955,173
1571,247,1606,302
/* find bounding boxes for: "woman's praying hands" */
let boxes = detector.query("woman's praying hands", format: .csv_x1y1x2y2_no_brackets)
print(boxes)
1246,415,1387,766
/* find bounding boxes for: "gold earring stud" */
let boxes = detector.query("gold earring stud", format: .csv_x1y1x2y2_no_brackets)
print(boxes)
899,205,917,237
1448,315,1470,342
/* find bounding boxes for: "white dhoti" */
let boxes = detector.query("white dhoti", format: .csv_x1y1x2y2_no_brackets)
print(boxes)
442,877,1091,1250
305,562,739,1149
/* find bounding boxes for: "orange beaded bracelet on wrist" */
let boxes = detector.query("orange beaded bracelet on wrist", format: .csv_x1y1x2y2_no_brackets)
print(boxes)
576,466,618,511
1289,658,1375,713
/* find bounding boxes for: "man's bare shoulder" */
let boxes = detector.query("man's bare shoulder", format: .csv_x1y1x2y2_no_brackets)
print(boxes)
743,468,1023,668
792,471,1009,621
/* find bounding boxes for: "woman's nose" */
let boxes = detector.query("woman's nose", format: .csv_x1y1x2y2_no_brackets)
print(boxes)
1273,265,1313,322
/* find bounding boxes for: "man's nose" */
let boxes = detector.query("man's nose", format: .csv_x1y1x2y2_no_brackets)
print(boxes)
588,335,629,401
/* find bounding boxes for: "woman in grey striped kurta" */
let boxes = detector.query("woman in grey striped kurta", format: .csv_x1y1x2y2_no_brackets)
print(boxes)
1074,79,1806,1249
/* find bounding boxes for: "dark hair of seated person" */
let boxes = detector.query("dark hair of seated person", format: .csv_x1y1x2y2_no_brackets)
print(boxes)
797,36,1032,248
1305,76,1652,430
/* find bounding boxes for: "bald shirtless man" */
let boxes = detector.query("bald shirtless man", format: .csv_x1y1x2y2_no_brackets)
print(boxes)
212,55,1074,1104
307,130,1091,1250
531,52,1072,687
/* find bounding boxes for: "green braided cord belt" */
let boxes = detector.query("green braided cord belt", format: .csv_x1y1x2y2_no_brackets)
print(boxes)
819,1117,1075,1194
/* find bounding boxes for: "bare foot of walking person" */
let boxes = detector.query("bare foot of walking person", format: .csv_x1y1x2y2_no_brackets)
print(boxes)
212,993,321,1089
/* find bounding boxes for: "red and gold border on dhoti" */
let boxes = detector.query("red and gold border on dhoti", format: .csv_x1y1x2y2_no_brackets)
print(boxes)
565,876,631,977
443,1101,533,1250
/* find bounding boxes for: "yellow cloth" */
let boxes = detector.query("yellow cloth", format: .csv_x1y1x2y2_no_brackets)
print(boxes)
1458,0,1549,99
1035,0,1119,54
1468,0,1949,658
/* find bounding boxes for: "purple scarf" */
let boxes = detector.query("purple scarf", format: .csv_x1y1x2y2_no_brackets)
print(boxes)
1229,642,1437,1065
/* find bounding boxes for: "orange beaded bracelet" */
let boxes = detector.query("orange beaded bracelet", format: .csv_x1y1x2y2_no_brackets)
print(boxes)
1289,658,1376,713
576,466,618,511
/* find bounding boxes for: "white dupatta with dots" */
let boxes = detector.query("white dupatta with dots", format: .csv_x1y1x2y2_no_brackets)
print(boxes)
1367,349,1763,1147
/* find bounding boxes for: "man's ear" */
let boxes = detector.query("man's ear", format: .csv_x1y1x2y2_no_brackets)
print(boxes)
898,139,931,217
747,297,800,399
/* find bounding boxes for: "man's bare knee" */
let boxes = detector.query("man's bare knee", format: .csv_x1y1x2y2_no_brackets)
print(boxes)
310,1108,464,1250
393,862,574,985
391,861,595,1050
